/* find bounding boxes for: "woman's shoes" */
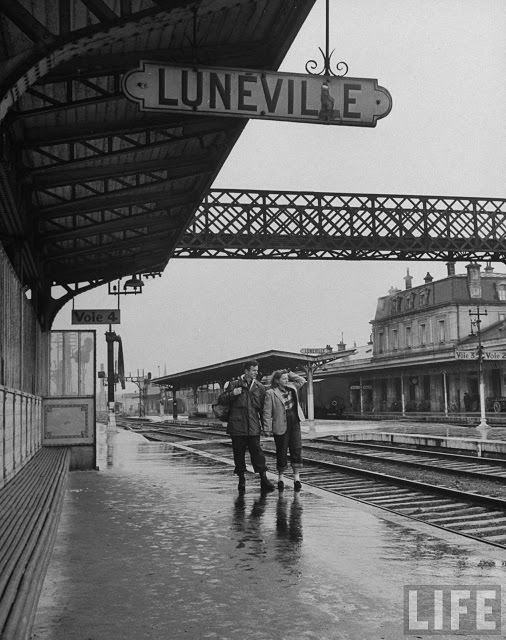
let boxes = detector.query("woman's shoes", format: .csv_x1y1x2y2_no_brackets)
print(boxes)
277,480,284,491
294,480,302,492
238,475,246,493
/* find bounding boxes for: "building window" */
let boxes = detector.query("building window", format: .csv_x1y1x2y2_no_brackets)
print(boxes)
392,328,398,350
419,323,427,346
378,331,385,354
438,319,446,343
496,282,506,301
406,326,412,348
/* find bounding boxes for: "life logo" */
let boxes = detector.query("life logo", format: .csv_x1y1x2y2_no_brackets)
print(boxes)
404,585,502,635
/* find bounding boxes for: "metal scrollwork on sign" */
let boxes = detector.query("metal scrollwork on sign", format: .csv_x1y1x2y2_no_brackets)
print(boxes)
305,48,348,78
305,0,348,78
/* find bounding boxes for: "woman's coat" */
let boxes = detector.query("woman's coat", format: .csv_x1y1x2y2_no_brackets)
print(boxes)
263,372,306,435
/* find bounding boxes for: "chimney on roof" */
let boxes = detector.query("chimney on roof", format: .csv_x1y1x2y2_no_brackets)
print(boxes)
484,261,494,274
337,333,346,352
446,262,456,276
404,268,413,290
424,272,433,283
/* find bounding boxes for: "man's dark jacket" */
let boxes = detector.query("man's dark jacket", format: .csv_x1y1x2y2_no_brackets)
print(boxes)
218,376,266,436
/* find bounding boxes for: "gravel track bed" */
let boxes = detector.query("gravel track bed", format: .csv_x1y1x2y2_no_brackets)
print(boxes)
326,438,506,460
261,442,506,500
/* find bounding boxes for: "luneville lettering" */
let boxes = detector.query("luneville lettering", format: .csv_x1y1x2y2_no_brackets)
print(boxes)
158,68,178,106
261,76,283,113
237,75,257,111
343,83,362,119
181,70,203,108
209,72,231,110
300,81,318,116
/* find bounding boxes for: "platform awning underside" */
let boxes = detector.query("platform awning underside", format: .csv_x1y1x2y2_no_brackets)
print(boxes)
0,0,316,293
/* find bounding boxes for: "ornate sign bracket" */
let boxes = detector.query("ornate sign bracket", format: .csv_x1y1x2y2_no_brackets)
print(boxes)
305,0,349,78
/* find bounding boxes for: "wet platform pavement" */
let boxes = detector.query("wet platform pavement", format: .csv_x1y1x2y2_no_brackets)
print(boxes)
32,426,506,640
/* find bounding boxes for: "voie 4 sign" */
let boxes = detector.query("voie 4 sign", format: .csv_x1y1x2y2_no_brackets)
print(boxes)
71,309,121,325
122,63,392,127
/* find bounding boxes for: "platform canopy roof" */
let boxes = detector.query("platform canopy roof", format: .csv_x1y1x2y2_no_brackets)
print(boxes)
0,0,316,326
152,348,356,388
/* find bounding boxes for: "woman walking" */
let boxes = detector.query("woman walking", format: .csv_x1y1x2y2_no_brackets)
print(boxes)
263,370,306,491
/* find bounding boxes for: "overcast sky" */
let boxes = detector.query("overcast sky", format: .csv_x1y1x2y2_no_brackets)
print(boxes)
53,0,505,386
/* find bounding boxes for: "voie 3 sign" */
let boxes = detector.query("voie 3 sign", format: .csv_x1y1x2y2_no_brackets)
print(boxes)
122,63,392,127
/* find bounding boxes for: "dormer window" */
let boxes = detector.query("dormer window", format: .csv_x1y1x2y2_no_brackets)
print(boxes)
496,281,506,301
378,331,385,354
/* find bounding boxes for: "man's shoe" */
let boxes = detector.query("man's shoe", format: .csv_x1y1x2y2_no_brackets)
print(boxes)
238,476,246,492
277,480,284,491
294,480,302,492
260,477,275,493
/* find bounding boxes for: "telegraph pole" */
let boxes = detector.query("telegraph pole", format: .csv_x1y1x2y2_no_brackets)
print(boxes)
124,372,151,417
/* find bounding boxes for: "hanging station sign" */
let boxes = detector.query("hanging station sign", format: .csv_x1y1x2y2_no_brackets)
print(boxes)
455,350,506,360
122,63,392,127
72,309,121,325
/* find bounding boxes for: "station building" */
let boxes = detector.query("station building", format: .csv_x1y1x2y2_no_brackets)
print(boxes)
317,263,506,416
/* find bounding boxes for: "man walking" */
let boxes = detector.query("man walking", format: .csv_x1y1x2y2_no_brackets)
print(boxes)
218,360,275,493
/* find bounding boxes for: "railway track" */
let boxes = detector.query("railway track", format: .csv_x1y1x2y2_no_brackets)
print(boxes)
301,439,506,481
117,419,226,441
123,421,506,548
122,419,506,483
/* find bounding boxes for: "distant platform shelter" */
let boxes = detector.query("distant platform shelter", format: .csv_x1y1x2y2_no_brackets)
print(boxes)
152,348,354,421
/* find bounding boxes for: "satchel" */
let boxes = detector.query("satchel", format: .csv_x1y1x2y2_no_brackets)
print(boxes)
212,402,230,421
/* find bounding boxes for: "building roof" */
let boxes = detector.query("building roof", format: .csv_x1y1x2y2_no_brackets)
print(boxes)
374,271,506,322
0,0,316,326
152,348,355,388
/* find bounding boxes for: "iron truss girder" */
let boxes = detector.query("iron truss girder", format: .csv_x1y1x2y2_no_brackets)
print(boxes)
45,220,181,260
43,206,186,242
51,247,169,284
38,186,197,220
27,120,230,170
32,155,215,191
35,161,214,209
21,114,231,148
173,190,506,262
47,234,175,263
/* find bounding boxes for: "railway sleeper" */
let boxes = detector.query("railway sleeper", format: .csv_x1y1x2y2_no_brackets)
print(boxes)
425,509,504,523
